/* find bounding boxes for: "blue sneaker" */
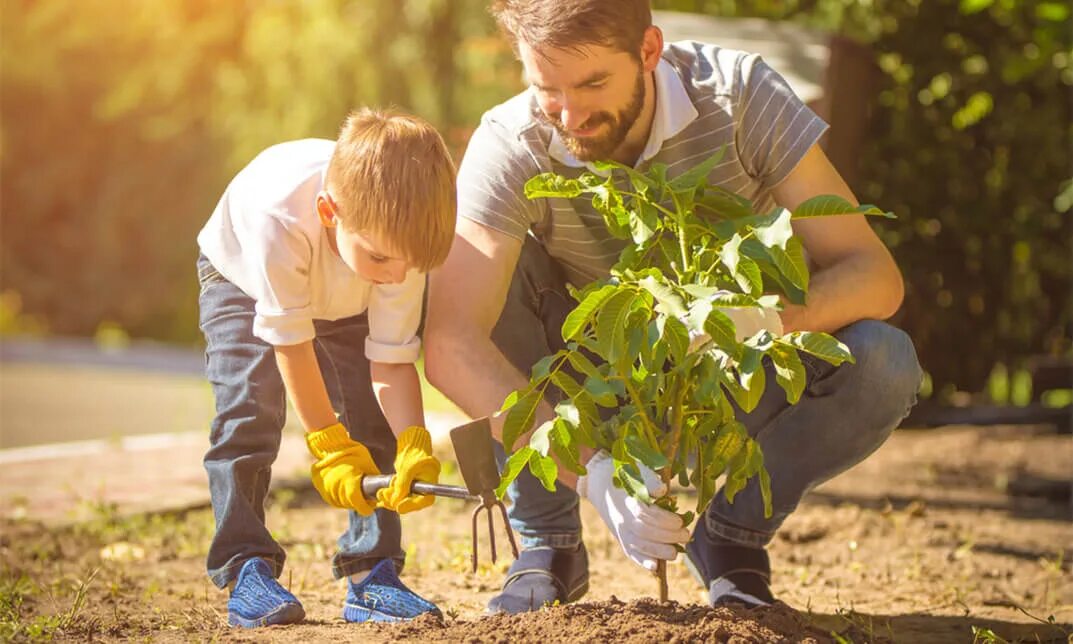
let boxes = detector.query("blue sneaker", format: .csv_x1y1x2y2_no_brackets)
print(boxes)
343,559,441,623
227,558,305,628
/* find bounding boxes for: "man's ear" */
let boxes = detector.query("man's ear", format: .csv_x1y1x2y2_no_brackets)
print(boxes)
316,191,337,228
640,25,664,73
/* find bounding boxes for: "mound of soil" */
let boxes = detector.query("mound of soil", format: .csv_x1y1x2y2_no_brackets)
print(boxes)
371,597,834,643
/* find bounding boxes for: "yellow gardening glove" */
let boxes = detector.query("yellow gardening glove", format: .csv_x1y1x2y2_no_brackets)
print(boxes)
305,422,380,516
376,426,441,514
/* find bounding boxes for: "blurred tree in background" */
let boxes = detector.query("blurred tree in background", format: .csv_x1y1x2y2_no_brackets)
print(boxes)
658,0,1072,397
2,0,1069,398
1,0,517,342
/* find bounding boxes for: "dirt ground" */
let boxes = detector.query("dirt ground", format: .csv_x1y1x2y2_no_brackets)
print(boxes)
2,423,1070,643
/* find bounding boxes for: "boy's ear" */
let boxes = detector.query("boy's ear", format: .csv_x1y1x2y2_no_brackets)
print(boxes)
316,191,337,228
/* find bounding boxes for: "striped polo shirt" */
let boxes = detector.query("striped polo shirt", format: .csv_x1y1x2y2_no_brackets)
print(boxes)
456,41,829,286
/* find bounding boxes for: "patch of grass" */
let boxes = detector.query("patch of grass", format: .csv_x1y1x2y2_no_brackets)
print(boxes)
0,567,98,642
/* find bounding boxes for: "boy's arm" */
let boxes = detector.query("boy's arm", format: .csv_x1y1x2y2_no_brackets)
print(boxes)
369,361,425,435
274,340,337,432
275,339,381,516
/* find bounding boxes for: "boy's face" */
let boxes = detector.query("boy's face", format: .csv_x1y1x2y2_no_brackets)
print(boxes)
518,39,646,162
316,192,411,284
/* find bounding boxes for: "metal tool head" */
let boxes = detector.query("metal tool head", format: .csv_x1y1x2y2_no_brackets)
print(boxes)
449,417,500,500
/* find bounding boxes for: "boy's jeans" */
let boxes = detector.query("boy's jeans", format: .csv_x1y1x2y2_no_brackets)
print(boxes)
493,237,924,550
197,254,403,589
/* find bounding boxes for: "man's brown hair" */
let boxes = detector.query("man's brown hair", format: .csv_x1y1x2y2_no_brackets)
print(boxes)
490,0,652,58
326,109,457,272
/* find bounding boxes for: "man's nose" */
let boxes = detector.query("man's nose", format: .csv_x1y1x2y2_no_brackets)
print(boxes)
558,96,590,132
557,104,592,132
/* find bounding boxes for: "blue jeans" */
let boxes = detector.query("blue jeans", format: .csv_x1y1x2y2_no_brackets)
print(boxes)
197,254,403,589
494,238,923,550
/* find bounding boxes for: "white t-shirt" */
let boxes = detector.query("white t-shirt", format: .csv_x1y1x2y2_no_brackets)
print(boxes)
197,138,423,363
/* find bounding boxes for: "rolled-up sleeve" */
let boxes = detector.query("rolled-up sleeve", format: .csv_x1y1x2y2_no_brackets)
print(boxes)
365,269,424,364
243,211,317,346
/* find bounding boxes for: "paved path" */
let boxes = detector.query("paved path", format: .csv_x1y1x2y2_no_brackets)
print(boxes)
0,338,467,524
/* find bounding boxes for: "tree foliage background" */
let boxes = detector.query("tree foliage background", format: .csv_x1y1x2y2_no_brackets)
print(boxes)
2,0,1069,397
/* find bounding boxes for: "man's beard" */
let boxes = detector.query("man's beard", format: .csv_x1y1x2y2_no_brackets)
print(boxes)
542,71,645,162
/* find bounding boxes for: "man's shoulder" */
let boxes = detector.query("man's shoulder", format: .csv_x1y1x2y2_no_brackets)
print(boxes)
663,40,756,97
474,90,550,154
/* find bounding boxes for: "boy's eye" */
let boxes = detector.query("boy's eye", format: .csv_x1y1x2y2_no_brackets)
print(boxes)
369,254,388,264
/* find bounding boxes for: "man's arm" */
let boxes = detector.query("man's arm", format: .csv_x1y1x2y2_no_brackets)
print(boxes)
370,361,425,434
771,144,905,333
424,219,584,488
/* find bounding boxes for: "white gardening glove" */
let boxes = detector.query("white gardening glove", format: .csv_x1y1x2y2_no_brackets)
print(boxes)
687,293,784,352
576,451,690,571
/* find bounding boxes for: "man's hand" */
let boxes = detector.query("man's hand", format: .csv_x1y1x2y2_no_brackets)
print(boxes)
377,426,441,514
577,451,690,571
305,422,380,516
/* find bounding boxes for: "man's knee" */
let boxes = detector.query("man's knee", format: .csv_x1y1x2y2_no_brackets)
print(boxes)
838,319,923,418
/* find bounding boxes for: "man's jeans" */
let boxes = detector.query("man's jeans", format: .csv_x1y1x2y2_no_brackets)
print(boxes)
493,237,923,550
197,254,403,589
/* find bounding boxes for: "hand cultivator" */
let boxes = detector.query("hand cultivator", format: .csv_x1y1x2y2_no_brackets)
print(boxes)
361,417,519,572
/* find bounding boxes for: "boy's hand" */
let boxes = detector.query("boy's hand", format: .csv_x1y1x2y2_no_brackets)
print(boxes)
377,426,441,514
305,422,380,516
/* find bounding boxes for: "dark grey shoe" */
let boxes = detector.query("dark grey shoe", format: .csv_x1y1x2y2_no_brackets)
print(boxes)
487,544,590,613
685,517,774,609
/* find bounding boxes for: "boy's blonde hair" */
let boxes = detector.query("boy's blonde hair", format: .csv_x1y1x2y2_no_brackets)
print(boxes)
325,108,457,272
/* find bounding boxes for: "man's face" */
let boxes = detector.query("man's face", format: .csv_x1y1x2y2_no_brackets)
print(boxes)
519,40,645,162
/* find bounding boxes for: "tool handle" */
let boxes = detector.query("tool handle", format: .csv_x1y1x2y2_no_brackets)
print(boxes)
361,474,477,501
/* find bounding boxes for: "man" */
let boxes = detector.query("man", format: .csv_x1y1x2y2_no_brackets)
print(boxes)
425,0,921,613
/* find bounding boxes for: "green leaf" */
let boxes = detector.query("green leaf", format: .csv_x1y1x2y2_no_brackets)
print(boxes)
583,375,619,407
711,292,758,308
562,284,617,341
734,256,763,296
499,389,521,413
565,350,601,380
528,453,559,492
703,307,739,354
529,420,554,456
753,208,793,249
695,185,754,220
629,201,658,244
718,233,743,275
595,290,637,362
495,447,534,498
780,331,855,365
668,148,726,193
759,465,773,519
639,275,686,317
769,344,806,404
591,160,656,195
724,365,764,412
524,173,583,199
737,345,766,393
774,237,809,291
958,0,993,14
792,195,895,219
613,460,653,503
502,389,541,451
550,419,586,475
555,400,596,448
657,314,690,364
530,354,558,382
624,426,669,470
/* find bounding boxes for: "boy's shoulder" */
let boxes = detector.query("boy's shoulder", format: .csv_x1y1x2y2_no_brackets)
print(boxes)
237,138,336,184
226,139,335,218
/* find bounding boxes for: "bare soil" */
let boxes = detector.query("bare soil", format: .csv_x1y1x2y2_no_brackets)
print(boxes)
3,424,1071,642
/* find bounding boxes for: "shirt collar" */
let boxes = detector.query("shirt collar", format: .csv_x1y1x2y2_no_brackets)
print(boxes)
547,58,699,170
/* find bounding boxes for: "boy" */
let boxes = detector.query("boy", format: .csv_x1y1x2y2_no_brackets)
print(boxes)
196,109,456,627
